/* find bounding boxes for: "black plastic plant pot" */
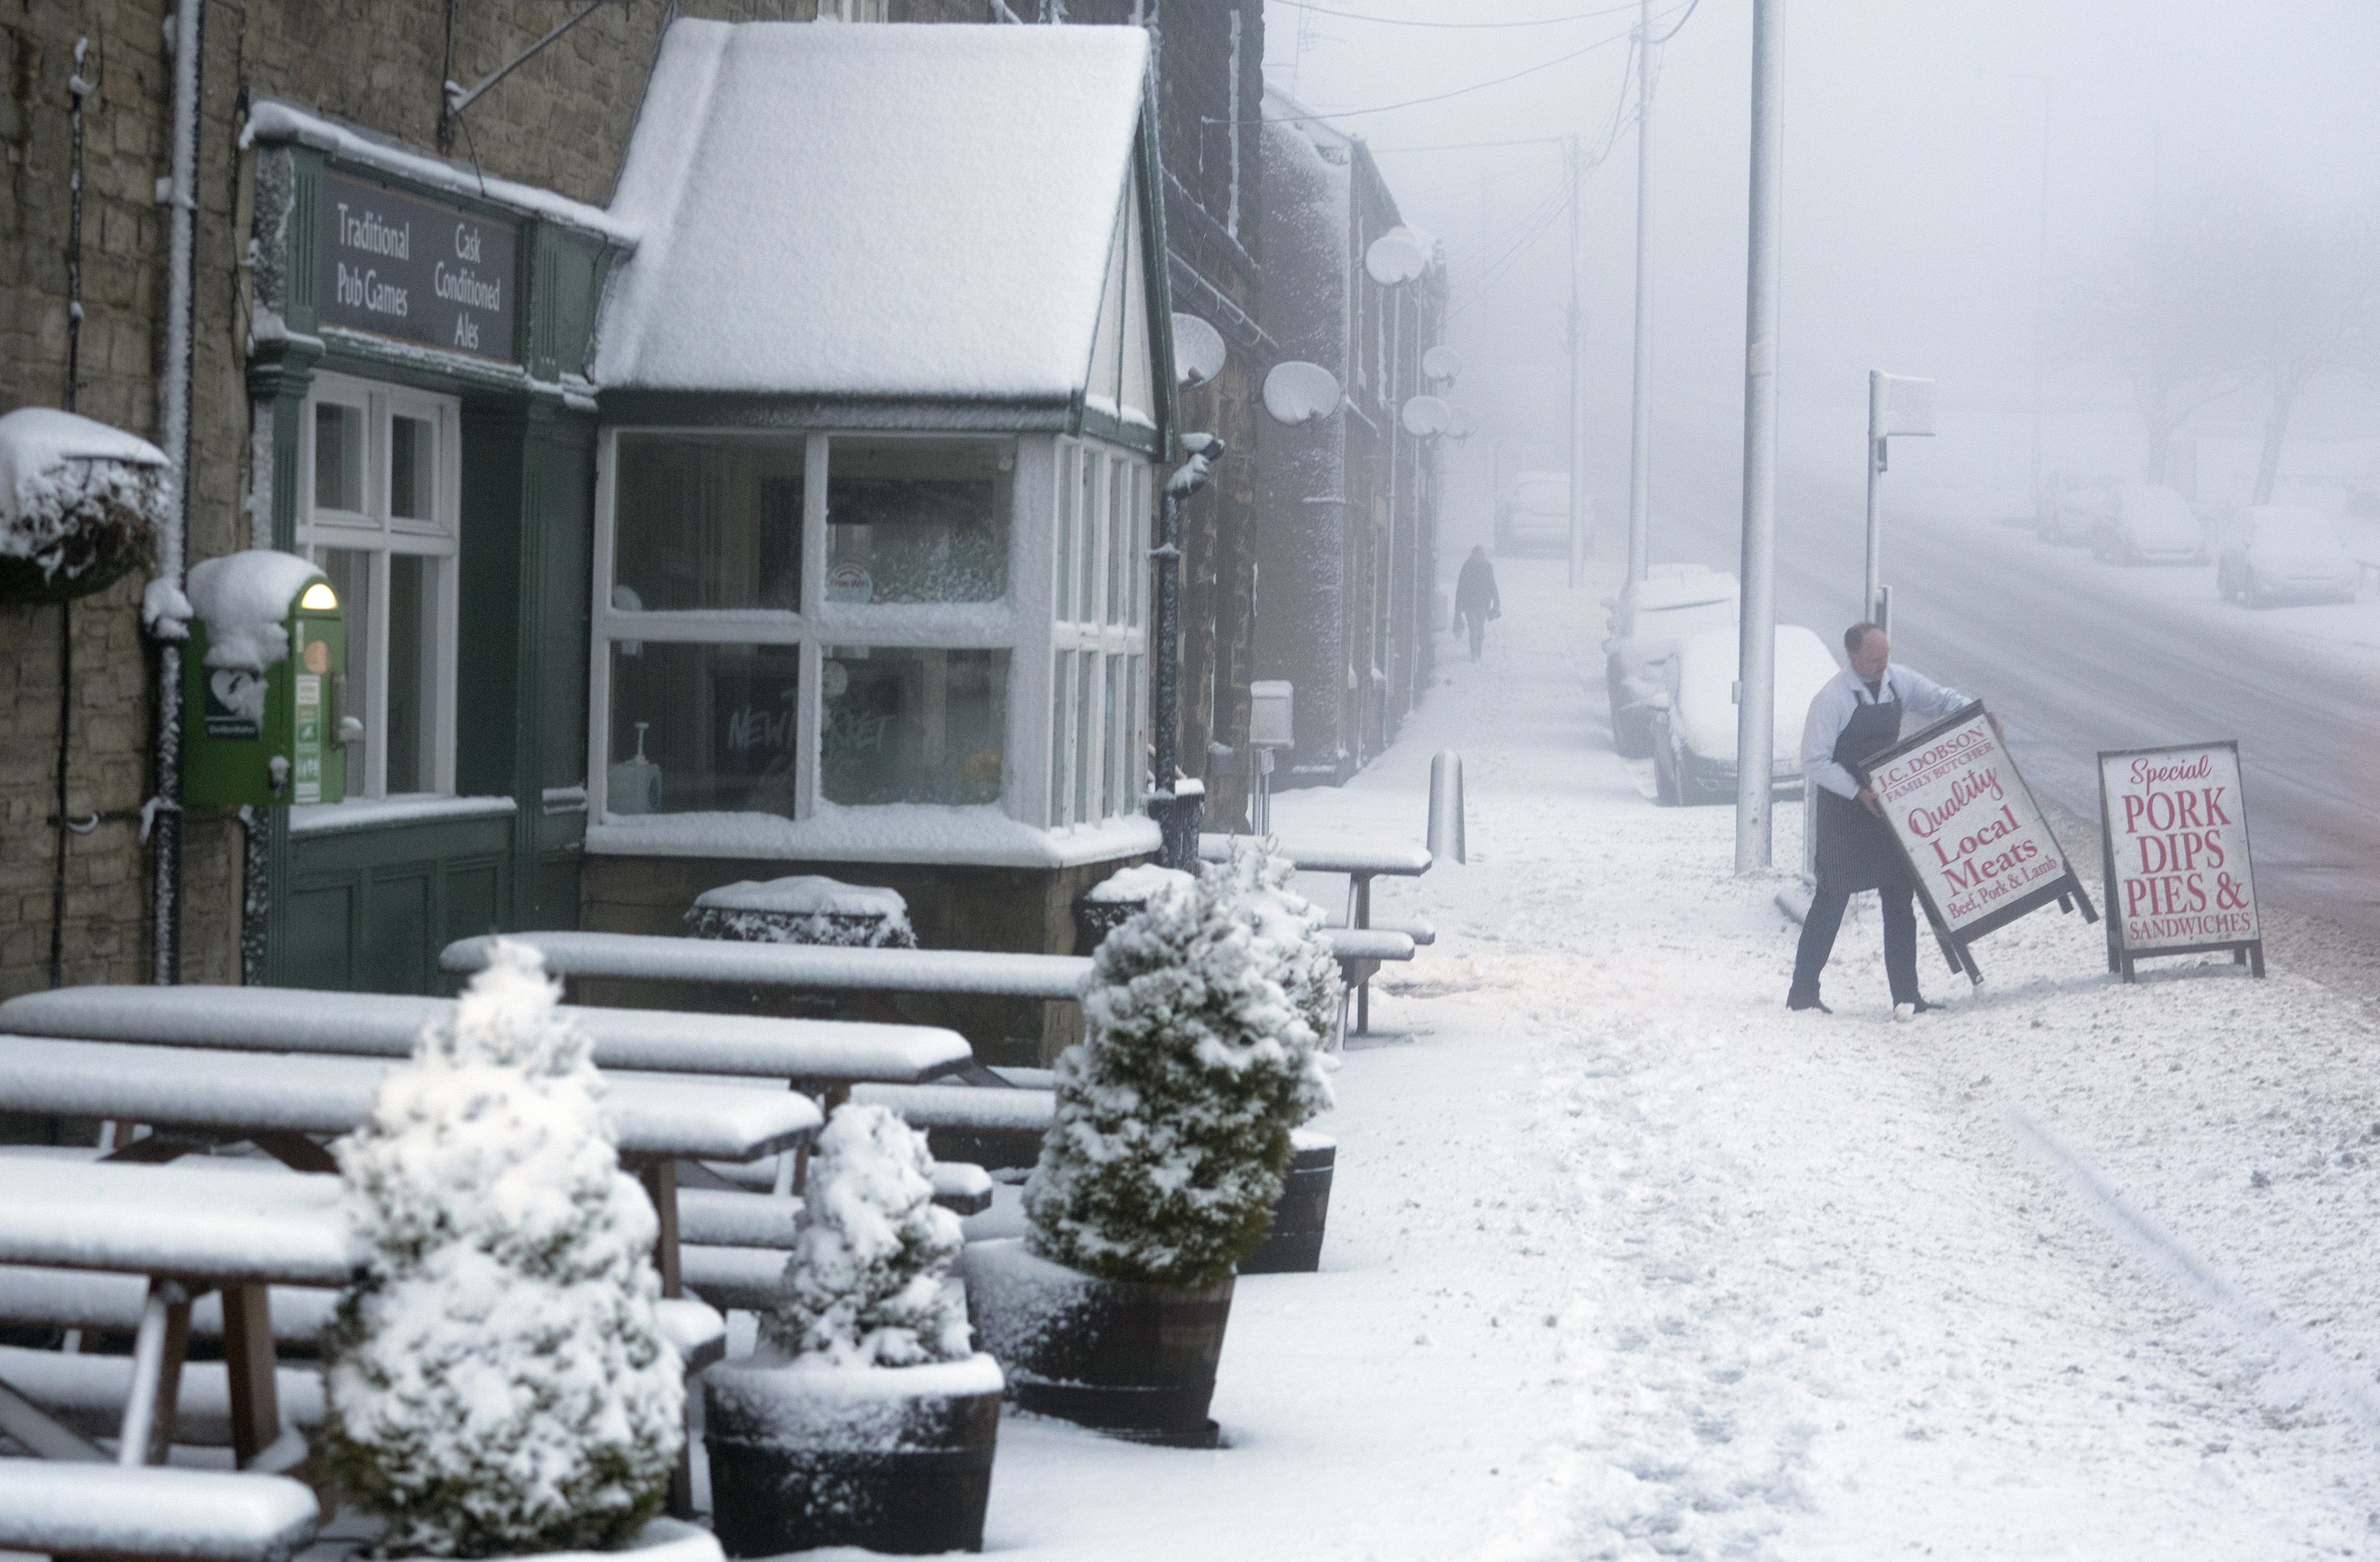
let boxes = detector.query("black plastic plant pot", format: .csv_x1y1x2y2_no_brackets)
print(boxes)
702,1353,1004,1558
963,1238,1233,1449
1071,892,1144,954
1240,1129,1336,1274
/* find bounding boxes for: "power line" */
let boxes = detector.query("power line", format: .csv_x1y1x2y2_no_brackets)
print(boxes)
1270,0,1643,29
1370,134,1575,155
1241,8,1663,126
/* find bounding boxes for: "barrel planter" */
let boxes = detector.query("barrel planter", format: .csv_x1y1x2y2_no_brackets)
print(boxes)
702,1353,1003,1557
963,1237,1232,1449
387,1519,724,1562
1240,1128,1336,1274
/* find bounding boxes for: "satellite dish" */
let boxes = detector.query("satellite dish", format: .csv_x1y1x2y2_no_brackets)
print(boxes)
1364,231,1429,287
1399,395,1451,438
1262,361,1342,426
1421,344,1461,384
1172,313,1227,389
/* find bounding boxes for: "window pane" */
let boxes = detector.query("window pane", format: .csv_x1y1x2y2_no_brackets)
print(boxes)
615,434,804,613
320,549,371,788
314,403,365,513
1073,451,1097,621
607,642,801,815
1073,650,1095,824
1048,654,1070,827
821,647,1007,807
1133,484,1150,628
390,414,436,523
1107,462,1131,626
385,555,436,792
1125,654,1144,809
1101,656,1120,818
1078,453,1101,622
826,439,1012,604
1055,448,1077,622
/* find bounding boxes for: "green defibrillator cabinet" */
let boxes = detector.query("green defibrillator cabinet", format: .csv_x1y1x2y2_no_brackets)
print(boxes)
182,553,349,807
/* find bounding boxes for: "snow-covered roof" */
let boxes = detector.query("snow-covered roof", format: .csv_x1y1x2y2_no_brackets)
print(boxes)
594,21,1158,407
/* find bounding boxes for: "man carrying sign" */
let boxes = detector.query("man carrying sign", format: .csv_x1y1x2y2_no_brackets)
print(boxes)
1787,622,1984,1018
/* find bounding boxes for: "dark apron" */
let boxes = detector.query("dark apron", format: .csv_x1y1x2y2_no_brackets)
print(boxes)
1814,690,1909,893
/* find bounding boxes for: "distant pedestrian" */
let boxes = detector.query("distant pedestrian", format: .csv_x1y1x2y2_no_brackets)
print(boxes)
1788,622,1990,1020
1454,546,1501,661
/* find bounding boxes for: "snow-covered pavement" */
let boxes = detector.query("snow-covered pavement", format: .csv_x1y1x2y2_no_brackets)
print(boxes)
974,562,2380,1560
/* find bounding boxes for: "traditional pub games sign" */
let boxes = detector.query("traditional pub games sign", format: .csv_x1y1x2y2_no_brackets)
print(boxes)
1859,702,2097,983
315,172,518,362
2097,741,2263,980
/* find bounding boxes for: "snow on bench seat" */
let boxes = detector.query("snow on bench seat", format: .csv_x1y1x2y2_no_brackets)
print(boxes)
1327,913,1438,946
0,984,972,1086
850,1083,1054,1135
0,1274,723,1377
680,1245,787,1313
444,931,1093,999
0,1462,318,1562
0,1037,821,1165
0,1160,349,1287
0,1343,325,1446
690,1161,995,1217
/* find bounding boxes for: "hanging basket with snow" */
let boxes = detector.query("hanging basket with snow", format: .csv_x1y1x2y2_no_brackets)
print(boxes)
0,408,171,605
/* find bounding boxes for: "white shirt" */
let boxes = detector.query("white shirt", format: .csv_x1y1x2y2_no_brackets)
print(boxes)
1800,662,1969,801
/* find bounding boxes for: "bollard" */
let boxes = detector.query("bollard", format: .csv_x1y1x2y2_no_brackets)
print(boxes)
1427,751,1466,865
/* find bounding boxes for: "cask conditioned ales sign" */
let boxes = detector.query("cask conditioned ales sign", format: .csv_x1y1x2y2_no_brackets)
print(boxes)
2097,741,2263,980
1861,702,2097,982
315,172,519,362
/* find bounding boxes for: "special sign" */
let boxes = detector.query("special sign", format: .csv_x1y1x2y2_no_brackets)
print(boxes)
2097,742,2263,979
1861,702,2097,980
316,171,518,362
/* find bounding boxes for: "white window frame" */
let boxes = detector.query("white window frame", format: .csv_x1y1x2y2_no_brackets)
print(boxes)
1044,438,1150,830
295,370,462,801
594,429,1134,831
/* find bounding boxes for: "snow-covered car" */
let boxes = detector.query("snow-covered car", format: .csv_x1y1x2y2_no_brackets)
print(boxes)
2215,506,2360,606
1496,471,1572,556
2091,484,2206,565
2038,473,2118,545
1648,623,1840,807
1602,565,1738,758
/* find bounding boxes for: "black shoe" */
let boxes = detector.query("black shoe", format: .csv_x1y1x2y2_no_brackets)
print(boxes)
1905,997,1940,1015
1786,992,1831,1014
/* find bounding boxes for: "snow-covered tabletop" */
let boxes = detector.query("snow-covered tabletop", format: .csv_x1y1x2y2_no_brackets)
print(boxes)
1198,833,1433,877
443,931,1096,999
0,1036,822,1163
0,984,972,1085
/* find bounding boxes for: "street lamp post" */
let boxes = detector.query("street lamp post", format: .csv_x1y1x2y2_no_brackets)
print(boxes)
1733,0,1782,876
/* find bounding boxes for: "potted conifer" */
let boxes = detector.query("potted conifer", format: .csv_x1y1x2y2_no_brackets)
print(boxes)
323,940,709,1562
967,840,1338,1446
702,1102,1003,1557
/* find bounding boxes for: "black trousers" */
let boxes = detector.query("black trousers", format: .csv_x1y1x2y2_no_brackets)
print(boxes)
1465,614,1486,660
1790,878,1922,1005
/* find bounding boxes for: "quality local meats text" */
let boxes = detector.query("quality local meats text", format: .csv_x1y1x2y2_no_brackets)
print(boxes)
2099,745,2257,950
1871,714,2065,931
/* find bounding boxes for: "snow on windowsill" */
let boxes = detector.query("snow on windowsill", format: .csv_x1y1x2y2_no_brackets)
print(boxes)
242,101,638,246
587,804,1159,870
290,795,516,836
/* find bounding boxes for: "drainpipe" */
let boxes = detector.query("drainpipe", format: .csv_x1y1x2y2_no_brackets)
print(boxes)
151,0,205,985
1153,435,1220,871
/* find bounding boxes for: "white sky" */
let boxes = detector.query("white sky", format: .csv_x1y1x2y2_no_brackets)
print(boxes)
1263,0,2380,539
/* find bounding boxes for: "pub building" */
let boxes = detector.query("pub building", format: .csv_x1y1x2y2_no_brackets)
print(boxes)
583,21,1175,1064
242,23,1179,1068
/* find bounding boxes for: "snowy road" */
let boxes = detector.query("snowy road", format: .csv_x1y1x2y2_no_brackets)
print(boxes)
1645,458,2380,945
973,564,2380,1560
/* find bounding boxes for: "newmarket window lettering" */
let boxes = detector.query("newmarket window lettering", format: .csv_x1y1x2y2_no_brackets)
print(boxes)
316,172,519,362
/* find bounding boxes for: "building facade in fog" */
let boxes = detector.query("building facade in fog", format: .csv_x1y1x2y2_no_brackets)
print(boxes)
1254,90,1447,786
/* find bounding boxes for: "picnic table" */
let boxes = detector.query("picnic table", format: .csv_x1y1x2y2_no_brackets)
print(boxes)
0,1035,819,1301
442,926,1414,1045
0,1159,345,1470
1201,833,1435,1033
0,984,973,1087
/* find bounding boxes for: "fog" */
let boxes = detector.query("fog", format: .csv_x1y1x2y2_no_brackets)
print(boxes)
1265,0,2380,556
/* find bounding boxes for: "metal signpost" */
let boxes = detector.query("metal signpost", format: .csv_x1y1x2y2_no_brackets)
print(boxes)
2097,741,2263,980
1864,370,1934,631
1859,702,2097,983
1733,0,1783,873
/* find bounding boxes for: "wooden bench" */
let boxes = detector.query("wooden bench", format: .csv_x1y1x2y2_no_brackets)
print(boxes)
0,1462,318,1562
